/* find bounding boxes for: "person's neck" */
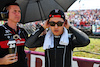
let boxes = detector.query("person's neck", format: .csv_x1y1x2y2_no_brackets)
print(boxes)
8,21,17,31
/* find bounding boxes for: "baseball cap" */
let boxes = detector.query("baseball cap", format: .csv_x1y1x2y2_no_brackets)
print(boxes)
48,9,65,21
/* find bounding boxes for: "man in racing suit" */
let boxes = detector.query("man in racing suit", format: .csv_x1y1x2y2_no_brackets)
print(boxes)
0,3,28,67
25,9,90,67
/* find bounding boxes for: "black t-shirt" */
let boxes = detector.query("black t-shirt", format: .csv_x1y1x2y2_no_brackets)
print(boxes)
0,23,28,67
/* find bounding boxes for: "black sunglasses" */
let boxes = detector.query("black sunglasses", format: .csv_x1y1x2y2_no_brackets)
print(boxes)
49,21,64,26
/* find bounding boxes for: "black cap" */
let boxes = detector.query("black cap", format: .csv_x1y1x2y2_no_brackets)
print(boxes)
48,9,65,21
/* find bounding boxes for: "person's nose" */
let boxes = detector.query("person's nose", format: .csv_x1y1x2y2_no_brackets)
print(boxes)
54,24,58,28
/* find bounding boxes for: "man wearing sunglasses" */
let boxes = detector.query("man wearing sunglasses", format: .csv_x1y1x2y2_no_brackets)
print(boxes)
25,9,90,67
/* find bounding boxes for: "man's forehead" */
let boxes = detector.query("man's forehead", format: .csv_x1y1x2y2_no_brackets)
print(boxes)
9,5,20,10
49,17,64,22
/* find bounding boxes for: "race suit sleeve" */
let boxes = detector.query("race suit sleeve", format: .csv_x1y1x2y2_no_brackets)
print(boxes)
25,26,45,48
69,25,90,48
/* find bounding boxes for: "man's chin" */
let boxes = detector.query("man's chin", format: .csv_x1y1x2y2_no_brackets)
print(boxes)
53,33,60,36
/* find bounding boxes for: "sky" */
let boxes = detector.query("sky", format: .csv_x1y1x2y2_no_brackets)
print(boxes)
68,0,100,10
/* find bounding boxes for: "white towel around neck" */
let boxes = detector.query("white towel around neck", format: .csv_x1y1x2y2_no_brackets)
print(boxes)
43,27,69,50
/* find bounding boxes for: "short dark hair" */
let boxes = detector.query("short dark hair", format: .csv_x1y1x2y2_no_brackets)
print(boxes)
4,3,19,10
5,2,19,7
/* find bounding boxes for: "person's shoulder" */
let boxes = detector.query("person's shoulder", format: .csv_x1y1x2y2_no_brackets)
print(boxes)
0,24,5,34
19,27,24,30
18,26,25,30
19,27,27,33
0,24,5,29
0,24,3,26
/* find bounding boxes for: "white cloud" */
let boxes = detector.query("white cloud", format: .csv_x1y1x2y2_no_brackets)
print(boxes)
68,0,100,10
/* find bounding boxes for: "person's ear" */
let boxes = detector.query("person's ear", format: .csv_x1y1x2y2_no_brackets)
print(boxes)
47,19,50,27
47,19,49,25
65,19,68,24
64,19,67,26
48,23,50,27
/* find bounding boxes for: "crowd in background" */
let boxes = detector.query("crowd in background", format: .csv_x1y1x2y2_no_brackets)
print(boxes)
65,9,100,28
0,9,100,35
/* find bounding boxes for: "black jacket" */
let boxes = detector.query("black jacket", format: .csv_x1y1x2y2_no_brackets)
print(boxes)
0,23,28,67
25,26,90,67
